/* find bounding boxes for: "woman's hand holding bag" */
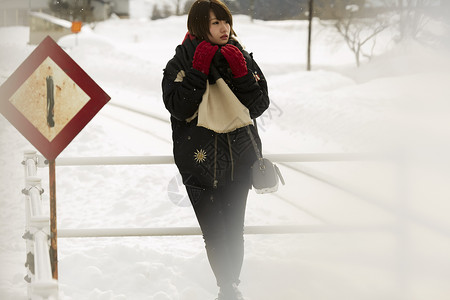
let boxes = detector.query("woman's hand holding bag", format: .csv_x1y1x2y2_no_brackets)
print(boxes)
192,41,219,75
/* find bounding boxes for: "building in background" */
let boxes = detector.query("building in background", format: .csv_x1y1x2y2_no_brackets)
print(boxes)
0,0,49,26
90,0,130,21
0,0,129,27
0,0,129,44
28,11,72,45
110,0,129,17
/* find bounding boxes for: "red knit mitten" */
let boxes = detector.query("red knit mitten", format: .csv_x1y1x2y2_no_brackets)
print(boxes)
221,44,248,78
192,41,218,75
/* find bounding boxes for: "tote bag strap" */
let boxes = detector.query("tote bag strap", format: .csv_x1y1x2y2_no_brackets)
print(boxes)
246,125,262,161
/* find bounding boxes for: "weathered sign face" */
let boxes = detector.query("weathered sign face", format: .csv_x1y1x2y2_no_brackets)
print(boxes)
9,56,91,142
0,36,110,160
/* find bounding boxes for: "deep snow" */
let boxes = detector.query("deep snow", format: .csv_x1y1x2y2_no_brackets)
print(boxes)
1,12,450,300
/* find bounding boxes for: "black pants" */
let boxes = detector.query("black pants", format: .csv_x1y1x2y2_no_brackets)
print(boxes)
186,183,249,288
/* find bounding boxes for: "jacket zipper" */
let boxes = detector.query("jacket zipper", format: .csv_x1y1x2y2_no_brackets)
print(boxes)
213,134,218,189
227,133,234,182
213,133,235,188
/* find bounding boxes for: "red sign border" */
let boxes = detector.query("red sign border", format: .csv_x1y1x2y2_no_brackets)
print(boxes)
0,36,110,160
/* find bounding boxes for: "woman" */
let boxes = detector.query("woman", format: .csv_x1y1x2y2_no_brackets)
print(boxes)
162,1,269,299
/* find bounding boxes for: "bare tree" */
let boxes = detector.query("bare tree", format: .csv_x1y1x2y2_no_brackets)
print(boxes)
249,0,255,22
183,0,195,14
317,0,389,67
335,4,389,67
174,0,182,16
151,4,163,20
382,0,434,41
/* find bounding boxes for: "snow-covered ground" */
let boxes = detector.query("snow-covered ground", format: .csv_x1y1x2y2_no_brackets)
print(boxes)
1,13,450,300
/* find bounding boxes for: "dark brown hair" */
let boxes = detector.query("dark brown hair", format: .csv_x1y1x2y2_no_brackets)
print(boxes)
187,0,236,42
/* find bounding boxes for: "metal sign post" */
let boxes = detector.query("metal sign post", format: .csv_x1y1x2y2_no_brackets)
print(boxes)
307,0,314,71
49,160,58,279
0,36,110,279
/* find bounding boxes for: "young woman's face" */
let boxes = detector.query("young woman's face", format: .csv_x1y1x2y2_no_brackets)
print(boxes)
207,10,230,45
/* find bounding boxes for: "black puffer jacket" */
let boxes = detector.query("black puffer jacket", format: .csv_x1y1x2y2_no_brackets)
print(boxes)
162,36,269,189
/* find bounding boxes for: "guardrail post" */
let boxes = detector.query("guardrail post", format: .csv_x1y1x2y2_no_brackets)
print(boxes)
23,150,38,176
22,151,58,299
22,151,38,294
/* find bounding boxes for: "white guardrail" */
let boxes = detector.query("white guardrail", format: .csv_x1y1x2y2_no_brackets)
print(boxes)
53,152,392,238
20,150,393,299
54,152,380,166
20,149,450,300
22,150,58,300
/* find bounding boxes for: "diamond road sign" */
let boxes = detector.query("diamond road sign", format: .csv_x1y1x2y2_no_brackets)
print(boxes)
0,36,110,160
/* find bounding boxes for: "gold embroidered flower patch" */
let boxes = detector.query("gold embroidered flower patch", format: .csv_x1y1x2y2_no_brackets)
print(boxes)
194,149,207,163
